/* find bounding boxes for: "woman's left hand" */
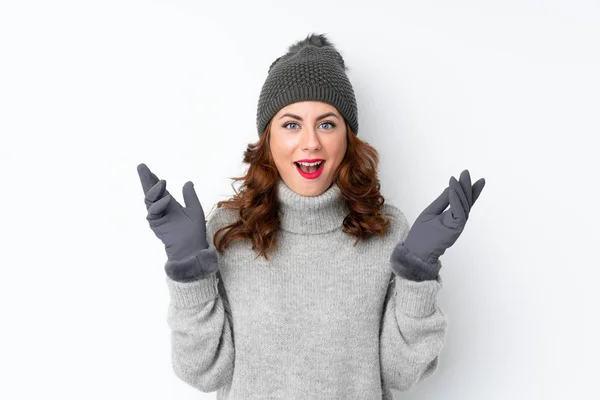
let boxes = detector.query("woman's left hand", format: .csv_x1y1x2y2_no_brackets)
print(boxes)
402,169,486,265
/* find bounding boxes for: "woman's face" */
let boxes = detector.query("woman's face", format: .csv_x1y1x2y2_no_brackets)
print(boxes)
269,101,347,196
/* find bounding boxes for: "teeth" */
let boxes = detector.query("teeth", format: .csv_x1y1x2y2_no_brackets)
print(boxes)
296,161,323,166
296,160,323,174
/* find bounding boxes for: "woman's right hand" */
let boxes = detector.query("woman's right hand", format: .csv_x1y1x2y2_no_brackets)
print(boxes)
137,163,218,281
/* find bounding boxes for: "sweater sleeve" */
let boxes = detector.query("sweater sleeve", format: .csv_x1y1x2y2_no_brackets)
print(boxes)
165,267,235,392
379,272,447,392
379,204,448,392
164,207,235,392
166,266,235,392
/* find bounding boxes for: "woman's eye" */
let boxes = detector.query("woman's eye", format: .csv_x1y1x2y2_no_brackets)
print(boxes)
283,122,299,129
282,121,336,130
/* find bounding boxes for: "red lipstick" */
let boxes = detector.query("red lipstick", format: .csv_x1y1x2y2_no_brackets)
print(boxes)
295,160,325,179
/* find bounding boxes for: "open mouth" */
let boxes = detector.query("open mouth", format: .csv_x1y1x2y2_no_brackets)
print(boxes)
294,160,325,179
294,160,325,173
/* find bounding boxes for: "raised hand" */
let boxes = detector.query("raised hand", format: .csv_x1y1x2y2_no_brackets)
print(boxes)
391,169,485,281
404,169,486,264
137,163,218,281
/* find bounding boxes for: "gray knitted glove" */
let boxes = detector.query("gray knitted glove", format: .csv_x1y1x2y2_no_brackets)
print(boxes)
137,163,218,282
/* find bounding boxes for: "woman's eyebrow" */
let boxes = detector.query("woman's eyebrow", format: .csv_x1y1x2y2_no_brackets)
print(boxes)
278,112,340,121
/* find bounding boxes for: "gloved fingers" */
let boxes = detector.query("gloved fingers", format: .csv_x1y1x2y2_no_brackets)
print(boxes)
418,186,450,219
182,181,205,221
458,169,473,206
447,188,467,225
471,177,486,205
449,176,470,216
145,179,167,204
147,193,172,220
137,163,160,196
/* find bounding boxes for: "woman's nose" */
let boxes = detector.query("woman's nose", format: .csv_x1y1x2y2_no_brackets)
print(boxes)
299,126,321,150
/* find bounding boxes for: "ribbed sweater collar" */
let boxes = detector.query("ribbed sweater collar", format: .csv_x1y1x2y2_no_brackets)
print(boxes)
276,176,349,234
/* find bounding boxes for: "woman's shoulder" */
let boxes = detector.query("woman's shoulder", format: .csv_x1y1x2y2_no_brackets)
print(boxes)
205,205,239,242
380,202,408,226
380,202,410,243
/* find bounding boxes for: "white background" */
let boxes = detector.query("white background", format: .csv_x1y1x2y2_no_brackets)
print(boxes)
1,0,598,398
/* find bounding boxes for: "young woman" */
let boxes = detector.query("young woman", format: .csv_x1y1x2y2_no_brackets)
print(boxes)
137,32,485,399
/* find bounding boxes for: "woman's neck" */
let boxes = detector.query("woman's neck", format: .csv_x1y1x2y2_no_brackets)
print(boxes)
276,176,349,234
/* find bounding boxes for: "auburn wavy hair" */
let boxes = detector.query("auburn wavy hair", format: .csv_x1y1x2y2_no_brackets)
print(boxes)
210,119,393,261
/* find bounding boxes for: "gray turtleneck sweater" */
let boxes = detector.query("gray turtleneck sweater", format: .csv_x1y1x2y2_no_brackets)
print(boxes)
165,177,447,399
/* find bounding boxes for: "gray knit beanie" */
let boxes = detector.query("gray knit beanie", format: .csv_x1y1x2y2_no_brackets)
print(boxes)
256,32,359,137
